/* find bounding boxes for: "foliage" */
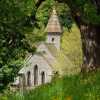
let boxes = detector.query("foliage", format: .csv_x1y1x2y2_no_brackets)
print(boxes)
36,0,54,27
56,2,72,30
67,0,100,25
83,2,100,24
0,0,36,88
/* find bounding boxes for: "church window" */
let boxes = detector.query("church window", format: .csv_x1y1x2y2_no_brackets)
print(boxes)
34,65,38,85
27,71,31,86
52,38,55,42
41,71,45,84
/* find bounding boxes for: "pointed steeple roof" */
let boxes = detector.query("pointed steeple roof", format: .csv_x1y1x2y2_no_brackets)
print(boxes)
46,7,62,33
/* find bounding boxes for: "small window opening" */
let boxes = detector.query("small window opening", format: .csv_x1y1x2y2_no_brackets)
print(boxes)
52,38,54,42
41,71,45,84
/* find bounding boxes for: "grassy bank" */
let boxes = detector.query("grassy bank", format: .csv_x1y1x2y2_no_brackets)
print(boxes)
1,71,100,100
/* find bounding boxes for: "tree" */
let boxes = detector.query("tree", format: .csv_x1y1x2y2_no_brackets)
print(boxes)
59,0,100,72
0,0,36,89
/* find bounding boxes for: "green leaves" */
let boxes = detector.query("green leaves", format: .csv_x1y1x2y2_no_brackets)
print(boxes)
56,3,72,29
67,0,100,25
83,2,100,25
0,0,36,88
36,0,54,27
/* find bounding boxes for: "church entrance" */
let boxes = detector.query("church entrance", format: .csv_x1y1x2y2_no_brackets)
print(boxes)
34,65,38,86
41,71,45,84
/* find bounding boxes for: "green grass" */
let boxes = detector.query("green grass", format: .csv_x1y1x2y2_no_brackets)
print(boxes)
2,71,100,100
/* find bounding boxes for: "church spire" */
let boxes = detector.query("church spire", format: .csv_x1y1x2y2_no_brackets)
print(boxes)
46,7,62,50
52,7,57,15
46,7,62,33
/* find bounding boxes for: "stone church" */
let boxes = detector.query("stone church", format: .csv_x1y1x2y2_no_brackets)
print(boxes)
12,8,63,89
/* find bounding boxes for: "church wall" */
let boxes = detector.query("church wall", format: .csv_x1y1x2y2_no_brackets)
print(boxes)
46,34,61,49
31,55,53,86
19,54,53,88
37,43,56,64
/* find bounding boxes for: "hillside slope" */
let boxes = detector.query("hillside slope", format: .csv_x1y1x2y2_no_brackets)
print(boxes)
51,23,83,75
5,71,100,100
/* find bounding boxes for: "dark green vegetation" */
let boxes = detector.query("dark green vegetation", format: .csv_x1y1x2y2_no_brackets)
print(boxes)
0,0,36,89
1,71,100,100
63,0,100,25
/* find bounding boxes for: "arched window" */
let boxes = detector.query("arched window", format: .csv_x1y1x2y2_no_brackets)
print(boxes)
41,71,45,84
34,65,38,85
27,71,31,86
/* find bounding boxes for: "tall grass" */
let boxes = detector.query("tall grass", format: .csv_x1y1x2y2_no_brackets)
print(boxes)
1,71,100,100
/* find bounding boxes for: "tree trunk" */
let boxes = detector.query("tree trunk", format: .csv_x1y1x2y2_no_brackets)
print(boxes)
74,13,100,72
80,25,98,72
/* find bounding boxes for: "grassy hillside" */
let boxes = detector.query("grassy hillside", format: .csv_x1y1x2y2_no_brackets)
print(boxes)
2,70,100,100
49,23,83,75
61,23,83,68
